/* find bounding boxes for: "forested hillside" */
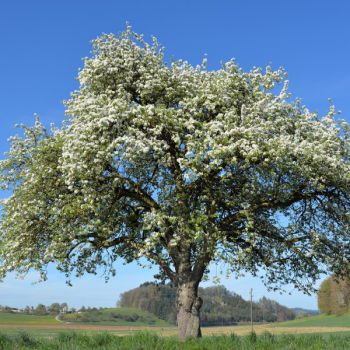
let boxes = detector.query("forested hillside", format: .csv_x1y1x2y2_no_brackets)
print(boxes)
255,296,297,322
318,275,350,316
119,283,296,326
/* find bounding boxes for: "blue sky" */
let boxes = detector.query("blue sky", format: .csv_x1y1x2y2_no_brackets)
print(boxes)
0,0,349,311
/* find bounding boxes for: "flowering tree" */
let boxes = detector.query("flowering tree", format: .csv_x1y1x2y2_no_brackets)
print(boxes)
1,24,350,341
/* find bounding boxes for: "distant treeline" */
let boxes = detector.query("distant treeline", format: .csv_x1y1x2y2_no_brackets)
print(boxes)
318,275,350,316
119,283,296,326
0,302,71,315
0,303,110,315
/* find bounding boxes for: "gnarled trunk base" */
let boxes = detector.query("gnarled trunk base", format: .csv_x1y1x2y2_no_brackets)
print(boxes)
176,283,203,341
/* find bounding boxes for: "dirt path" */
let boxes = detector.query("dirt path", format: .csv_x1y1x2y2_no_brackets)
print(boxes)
54,315,64,323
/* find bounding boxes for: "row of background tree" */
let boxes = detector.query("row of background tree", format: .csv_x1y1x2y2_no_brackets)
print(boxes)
118,283,297,326
318,274,350,316
0,303,109,315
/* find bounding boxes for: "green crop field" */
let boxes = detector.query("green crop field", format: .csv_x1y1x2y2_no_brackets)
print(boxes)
0,312,59,324
61,307,171,327
275,314,350,328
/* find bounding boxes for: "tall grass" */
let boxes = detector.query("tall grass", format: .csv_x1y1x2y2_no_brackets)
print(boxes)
1,329,350,349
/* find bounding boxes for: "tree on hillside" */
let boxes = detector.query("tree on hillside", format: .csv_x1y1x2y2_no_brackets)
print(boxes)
35,304,46,315
1,24,350,341
318,275,350,316
256,296,295,321
318,276,333,315
48,303,60,314
199,285,233,297
298,311,307,318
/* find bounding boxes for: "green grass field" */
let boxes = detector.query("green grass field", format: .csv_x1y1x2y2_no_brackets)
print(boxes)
58,307,171,327
0,308,171,327
275,313,350,328
0,312,59,324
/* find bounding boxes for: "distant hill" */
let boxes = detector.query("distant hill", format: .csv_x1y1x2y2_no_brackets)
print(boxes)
119,283,297,326
292,308,321,316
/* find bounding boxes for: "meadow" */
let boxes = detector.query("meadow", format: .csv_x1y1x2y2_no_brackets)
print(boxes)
0,307,171,327
273,313,350,328
2,311,350,348
0,312,59,324
61,307,171,326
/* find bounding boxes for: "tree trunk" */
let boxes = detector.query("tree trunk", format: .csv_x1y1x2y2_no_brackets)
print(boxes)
176,282,203,342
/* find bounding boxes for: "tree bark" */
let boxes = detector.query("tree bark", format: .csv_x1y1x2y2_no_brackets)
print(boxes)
176,282,203,342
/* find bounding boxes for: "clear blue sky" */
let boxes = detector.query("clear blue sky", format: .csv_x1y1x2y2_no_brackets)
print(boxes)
0,0,349,311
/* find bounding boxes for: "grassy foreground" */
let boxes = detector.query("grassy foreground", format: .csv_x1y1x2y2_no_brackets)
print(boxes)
1,329,350,349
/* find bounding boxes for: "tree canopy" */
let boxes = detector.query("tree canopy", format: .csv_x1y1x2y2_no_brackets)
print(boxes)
1,24,350,340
